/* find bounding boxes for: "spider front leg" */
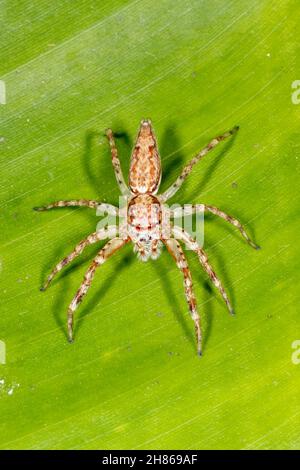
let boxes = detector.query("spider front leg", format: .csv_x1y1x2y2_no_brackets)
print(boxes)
105,128,131,196
41,226,118,291
160,126,239,202
173,226,234,315
67,237,128,342
171,204,259,249
163,238,202,356
33,200,118,214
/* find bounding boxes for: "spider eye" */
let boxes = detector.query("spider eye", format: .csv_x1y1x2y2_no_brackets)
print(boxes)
141,118,151,126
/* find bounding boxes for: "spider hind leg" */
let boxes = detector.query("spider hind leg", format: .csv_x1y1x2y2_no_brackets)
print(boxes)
163,238,202,356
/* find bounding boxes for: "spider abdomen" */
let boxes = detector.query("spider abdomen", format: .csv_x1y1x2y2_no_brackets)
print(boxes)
129,119,161,194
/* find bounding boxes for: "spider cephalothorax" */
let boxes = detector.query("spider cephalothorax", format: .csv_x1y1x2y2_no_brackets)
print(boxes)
35,119,259,355
128,193,163,261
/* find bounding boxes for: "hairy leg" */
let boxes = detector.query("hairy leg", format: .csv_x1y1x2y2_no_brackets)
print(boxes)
33,200,118,215
67,237,128,341
160,126,239,202
173,226,234,315
171,204,259,249
105,129,131,196
163,238,202,355
41,226,118,290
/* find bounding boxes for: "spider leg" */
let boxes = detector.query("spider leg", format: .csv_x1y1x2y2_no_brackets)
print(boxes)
67,237,128,342
163,238,202,356
171,204,259,249
105,129,131,196
33,200,118,214
173,226,234,315
41,226,118,291
160,126,239,202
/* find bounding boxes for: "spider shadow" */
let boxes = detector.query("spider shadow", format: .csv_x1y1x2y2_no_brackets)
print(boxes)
73,247,134,338
186,125,259,274
171,130,240,331
40,122,241,346
204,212,259,250
194,236,236,325
159,123,187,200
47,240,105,340
39,223,96,288
82,130,107,199
152,251,216,354
201,281,214,351
187,131,238,202
81,125,132,203
51,244,134,340
152,255,195,350
109,117,133,181
40,124,132,339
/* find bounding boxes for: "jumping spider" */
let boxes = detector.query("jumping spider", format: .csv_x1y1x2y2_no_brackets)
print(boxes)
35,119,259,355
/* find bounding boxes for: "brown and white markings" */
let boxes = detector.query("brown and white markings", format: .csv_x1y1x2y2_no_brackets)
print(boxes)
35,119,259,355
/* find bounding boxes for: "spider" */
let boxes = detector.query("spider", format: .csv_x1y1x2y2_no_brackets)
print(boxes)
34,119,259,355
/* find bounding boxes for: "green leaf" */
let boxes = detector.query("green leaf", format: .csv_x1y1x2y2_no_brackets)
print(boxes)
0,0,299,449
